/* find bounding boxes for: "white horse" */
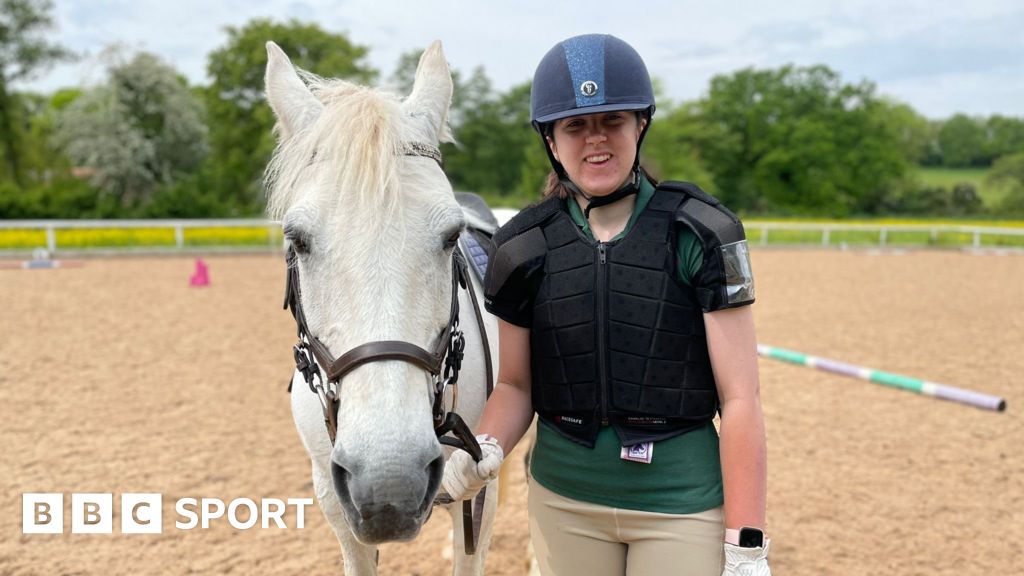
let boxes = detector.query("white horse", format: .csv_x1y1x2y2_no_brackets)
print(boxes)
264,41,498,575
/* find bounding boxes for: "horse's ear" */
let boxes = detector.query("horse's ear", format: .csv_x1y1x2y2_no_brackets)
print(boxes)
265,41,323,140
405,41,454,143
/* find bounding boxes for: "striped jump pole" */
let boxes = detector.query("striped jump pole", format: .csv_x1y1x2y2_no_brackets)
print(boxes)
757,344,1007,412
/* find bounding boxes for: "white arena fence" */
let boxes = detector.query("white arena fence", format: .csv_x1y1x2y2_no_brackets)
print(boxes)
1,217,1023,257
747,221,1024,250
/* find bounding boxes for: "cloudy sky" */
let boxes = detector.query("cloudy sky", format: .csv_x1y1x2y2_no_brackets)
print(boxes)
20,0,1024,119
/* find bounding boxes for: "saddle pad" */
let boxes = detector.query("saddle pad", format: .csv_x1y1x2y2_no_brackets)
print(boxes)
459,230,491,284
454,191,497,284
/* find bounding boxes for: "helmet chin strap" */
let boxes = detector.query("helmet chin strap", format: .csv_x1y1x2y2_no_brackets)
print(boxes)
564,167,642,219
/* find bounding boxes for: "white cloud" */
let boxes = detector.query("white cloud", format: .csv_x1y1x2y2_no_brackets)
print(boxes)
19,0,1024,118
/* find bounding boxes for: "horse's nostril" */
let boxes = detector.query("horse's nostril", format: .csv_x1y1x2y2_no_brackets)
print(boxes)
421,453,445,512
331,460,352,505
427,454,444,478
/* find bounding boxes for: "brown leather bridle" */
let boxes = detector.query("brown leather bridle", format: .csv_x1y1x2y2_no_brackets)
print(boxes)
282,142,494,553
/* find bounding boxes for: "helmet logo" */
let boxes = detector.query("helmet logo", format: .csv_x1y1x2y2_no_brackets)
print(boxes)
580,80,599,97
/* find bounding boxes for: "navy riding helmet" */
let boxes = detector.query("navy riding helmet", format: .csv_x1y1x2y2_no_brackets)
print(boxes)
530,34,656,189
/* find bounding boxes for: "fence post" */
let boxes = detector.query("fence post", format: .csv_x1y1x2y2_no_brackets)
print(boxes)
761,226,769,247
822,228,830,247
175,225,185,249
973,230,981,249
880,228,887,247
46,225,56,253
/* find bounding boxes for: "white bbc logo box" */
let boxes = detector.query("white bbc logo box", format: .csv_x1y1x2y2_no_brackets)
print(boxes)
22,493,63,534
23,493,163,534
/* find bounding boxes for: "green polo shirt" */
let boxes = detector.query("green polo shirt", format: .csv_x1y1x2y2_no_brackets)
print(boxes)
529,178,724,514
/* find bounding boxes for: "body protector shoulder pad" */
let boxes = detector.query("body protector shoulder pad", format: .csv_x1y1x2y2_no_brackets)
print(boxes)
484,197,562,324
659,181,755,311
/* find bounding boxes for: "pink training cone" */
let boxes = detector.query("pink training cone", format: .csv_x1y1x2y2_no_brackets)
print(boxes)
189,258,210,287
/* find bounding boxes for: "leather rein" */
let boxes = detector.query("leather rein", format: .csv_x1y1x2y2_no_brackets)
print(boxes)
282,141,494,553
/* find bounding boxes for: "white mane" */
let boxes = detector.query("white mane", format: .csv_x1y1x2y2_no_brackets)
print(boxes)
264,77,404,222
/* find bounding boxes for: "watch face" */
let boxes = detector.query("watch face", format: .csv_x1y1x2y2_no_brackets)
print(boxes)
739,527,764,548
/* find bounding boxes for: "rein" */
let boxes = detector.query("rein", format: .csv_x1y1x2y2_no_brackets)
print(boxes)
282,141,494,553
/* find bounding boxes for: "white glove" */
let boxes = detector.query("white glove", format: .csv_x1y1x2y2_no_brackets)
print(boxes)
441,434,504,501
722,539,771,576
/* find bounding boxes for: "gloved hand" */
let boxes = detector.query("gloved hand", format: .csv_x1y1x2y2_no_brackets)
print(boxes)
722,539,771,576
441,434,504,501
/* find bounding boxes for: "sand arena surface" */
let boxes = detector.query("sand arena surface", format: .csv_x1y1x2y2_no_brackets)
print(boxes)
1,250,1021,575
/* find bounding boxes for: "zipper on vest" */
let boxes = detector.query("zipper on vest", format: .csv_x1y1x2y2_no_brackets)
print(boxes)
597,242,610,425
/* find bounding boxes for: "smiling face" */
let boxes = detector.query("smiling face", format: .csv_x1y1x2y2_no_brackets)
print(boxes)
547,111,646,197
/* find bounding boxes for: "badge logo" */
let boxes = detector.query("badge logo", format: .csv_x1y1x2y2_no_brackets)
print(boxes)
620,442,654,464
580,80,599,97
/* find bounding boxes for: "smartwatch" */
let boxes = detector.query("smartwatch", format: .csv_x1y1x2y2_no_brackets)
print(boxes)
738,527,765,548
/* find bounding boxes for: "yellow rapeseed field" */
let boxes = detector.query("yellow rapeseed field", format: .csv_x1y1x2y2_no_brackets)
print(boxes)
58,228,177,247
0,226,283,250
0,229,47,249
185,227,281,246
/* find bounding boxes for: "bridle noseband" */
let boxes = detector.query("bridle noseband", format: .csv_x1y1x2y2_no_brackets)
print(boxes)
282,142,495,553
285,242,484,461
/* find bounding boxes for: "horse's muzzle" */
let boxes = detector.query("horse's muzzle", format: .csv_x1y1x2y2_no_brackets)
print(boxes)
331,452,444,543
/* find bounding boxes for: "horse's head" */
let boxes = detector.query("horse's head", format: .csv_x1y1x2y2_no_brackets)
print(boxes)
265,41,463,543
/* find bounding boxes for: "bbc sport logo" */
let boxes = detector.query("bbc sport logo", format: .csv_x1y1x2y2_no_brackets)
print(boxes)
23,493,314,534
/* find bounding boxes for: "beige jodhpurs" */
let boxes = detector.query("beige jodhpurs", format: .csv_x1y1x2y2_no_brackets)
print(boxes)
528,479,724,576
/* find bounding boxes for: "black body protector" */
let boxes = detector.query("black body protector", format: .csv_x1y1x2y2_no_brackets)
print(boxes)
485,181,754,447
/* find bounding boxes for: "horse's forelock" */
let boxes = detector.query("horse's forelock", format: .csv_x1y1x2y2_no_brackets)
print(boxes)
265,79,404,222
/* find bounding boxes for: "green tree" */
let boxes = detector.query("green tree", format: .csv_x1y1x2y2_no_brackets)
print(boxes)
55,50,207,207
0,0,72,185
920,119,945,166
203,18,376,214
0,87,114,219
938,113,987,167
514,133,552,202
950,182,983,215
21,87,77,176
695,65,909,215
442,74,536,199
875,99,932,164
394,49,588,205
985,115,1024,159
987,151,1024,214
642,100,716,194
3,90,45,180
388,48,478,130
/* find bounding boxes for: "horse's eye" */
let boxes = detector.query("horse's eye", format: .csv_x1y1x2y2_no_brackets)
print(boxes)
285,228,311,255
443,230,461,251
